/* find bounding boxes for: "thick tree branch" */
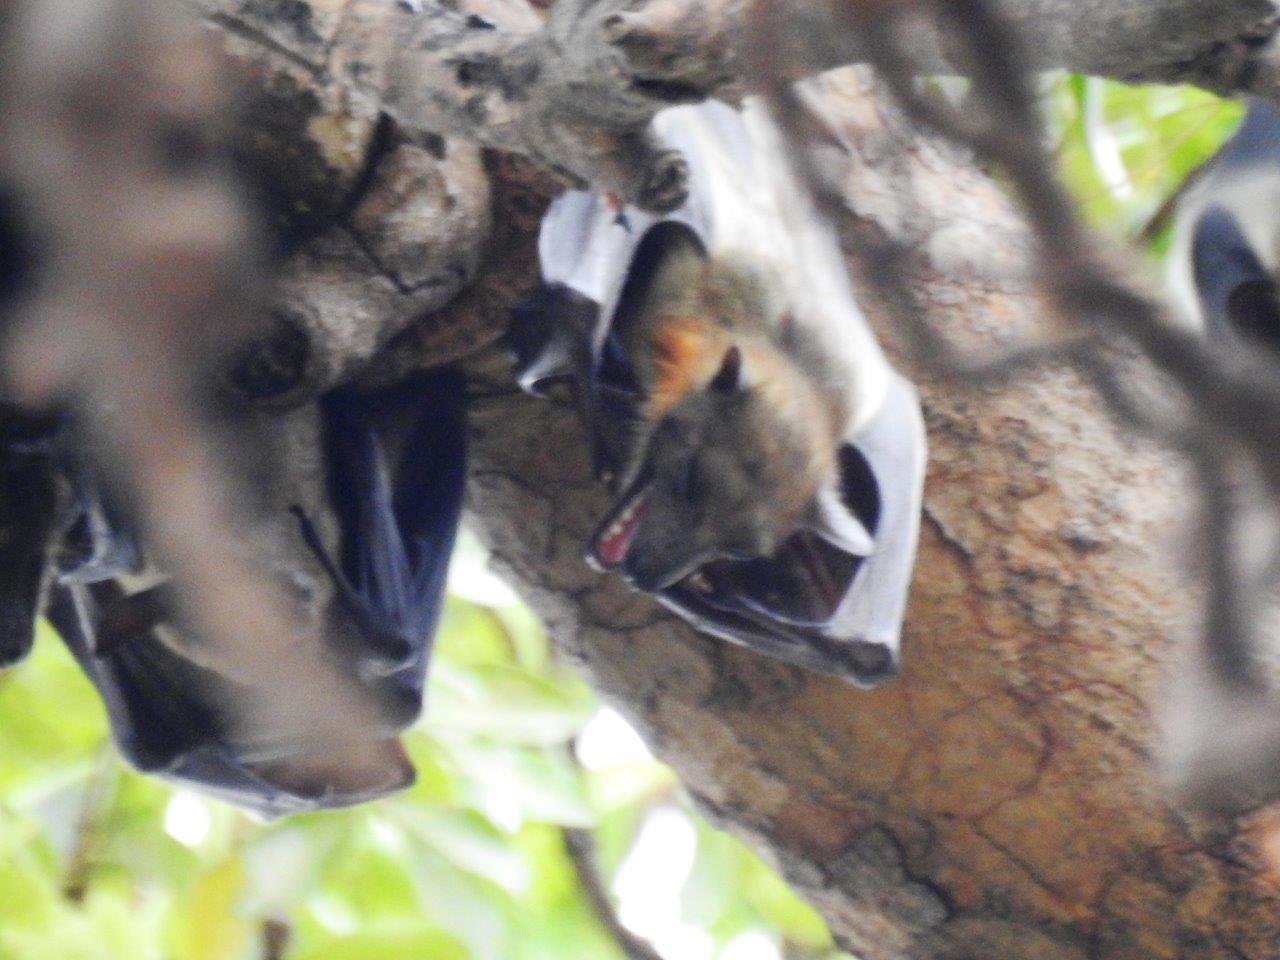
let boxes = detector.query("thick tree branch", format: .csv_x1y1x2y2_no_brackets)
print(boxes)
177,0,1280,406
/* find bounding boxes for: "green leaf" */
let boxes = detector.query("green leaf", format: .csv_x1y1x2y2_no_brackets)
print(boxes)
742,861,831,950
405,846,513,960
438,740,594,829
426,664,593,746
0,624,108,800
394,806,530,893
1046,75,1241,244
289,923,469,960
184,857,250,960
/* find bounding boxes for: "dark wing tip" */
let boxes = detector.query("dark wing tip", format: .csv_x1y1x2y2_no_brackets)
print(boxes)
507,285,598,396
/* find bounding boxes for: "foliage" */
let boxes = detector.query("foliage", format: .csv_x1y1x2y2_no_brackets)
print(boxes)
1043,75,1240,250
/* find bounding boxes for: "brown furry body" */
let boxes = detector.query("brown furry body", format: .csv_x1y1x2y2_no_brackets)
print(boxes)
592,228,867,592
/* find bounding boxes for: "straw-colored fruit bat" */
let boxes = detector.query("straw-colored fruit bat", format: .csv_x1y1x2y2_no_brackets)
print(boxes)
1168,98,1280,344
5,371,465,817
512,99,927,687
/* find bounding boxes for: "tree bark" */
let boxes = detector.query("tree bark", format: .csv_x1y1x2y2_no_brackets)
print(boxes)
39,0,1280,956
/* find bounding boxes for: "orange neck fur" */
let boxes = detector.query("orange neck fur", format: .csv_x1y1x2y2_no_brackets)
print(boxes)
648,316,730,416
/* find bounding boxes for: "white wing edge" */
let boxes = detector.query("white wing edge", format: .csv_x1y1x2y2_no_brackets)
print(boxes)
825,372,927,662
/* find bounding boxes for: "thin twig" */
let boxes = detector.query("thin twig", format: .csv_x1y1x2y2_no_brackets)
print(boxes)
61,744,118,903
563,826,666,960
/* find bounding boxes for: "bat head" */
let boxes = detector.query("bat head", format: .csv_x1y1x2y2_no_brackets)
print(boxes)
590,339,872,594
518,208,922,688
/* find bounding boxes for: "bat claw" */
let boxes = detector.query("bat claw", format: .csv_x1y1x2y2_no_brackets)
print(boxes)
637,150,689,213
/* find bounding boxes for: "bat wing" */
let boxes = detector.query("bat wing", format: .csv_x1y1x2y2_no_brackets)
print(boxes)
299,369,467,713
48,581,414,818
520,99,926,687
1167,99,1280,333
0,448,60,667
823,374,926,678
0,410,139,668
55,474,141,585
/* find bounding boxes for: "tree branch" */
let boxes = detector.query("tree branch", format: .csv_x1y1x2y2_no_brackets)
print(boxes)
563,827,666,960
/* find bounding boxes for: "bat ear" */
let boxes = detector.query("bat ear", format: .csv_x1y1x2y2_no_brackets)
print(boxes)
709,345,742,393
805,484,875,556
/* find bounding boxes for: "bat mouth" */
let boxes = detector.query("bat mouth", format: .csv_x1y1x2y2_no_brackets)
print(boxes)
589,478,651,570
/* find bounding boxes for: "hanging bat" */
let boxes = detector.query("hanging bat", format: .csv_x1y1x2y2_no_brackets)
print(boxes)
0,407,141,668
47,579,417,818
512,99,927,688
38,371,466,817
1167,98,1280,345
295,368,467,721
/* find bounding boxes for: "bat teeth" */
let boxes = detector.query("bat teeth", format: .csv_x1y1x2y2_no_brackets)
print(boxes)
688,572,712,593
607,499,640,538
592,488,649,568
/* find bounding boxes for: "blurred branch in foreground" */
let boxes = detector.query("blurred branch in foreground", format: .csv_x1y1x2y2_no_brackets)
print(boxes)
0,0,408,805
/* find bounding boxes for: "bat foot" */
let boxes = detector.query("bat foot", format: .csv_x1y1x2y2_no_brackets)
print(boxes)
507,285,597,395
637,150,689,214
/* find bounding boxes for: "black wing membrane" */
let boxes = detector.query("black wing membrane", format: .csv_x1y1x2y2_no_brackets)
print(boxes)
0,446,60,667
47,582,414,819
0,407,140,668
1179,99,1280,347
1191,206,1280,341
300,369,468,713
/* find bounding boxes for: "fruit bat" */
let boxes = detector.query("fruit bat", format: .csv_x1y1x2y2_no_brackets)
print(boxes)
1167,98,1280,345
511,99,927,688
34,370,466,817
47,578,417,818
